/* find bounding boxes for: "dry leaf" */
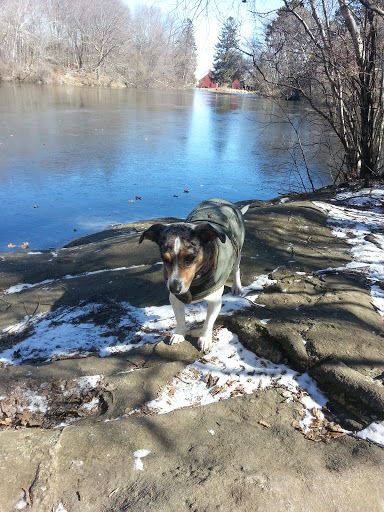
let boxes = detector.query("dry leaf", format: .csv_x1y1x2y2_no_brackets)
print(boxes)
22,487,31,506
258,420,271,429
292,419,303,431
211,385,225,396
205,373,219,388
312,407,322,420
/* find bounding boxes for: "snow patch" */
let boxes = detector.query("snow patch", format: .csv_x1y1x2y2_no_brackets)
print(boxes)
133,449,151,471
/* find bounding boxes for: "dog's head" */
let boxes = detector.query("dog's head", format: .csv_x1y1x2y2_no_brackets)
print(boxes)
139,223,225,295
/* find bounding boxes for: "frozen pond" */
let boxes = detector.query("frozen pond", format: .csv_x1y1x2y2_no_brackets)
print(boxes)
0,84,333,251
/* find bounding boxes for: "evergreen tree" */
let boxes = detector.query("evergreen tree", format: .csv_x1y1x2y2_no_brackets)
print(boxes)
212,17,244,84
174,19,197,85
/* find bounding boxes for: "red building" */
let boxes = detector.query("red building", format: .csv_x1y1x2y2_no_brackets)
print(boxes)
231,79,241,89
198,72,220,89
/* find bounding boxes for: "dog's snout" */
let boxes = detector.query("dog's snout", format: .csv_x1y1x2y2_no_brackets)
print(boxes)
169,280,183,295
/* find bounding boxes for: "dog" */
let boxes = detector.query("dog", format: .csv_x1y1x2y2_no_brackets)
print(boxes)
139,198,248,353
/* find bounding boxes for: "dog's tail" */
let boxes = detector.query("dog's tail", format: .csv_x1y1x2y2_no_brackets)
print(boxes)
240,204,250,216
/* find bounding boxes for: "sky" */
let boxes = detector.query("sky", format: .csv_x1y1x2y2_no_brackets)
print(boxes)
123,0,284,78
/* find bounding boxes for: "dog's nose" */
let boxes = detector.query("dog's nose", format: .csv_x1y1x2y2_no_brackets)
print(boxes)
169,280,182,295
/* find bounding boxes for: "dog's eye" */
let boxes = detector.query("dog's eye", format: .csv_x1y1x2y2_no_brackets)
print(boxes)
184,256,195,266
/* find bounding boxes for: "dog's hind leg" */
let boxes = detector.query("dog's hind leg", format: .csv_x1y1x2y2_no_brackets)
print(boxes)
169,292,186,344
231,253,243,295
198,286,224,354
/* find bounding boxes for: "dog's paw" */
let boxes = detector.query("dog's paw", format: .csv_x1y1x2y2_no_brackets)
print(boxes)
231,283,243,296
198,336,212,354
169,333,185,345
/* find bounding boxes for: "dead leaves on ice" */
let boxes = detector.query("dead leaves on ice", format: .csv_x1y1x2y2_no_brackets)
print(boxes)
7,241,29,249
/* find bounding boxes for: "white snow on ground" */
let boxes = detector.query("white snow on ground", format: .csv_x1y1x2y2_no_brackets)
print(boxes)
2,265,146,296
1,186,383,446
15,490,28,510
133,449,151,471
134,327,327,432
55,502,68,512
314,186,384,315
0,289,261,365
356,421,384,447
314,186,384,447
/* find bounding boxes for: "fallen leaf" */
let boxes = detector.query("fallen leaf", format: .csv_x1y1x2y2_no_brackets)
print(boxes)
328,431,347,439
22,487,31,506
312,407,322,420
211,385,225,396
292,419,303,431
230,386,245,397
258,420,271,429
205,373,219,388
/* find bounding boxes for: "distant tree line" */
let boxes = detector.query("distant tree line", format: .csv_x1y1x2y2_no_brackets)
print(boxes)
0,0,197,88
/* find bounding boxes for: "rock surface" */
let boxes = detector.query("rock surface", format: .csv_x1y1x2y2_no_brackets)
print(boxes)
0,191,383,511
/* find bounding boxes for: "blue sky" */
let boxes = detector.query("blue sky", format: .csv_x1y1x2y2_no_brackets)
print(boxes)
123,0,283,78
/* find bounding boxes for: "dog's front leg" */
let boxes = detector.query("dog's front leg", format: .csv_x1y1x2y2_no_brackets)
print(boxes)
198,286,224,354
231,253,243,295
169,292,186,344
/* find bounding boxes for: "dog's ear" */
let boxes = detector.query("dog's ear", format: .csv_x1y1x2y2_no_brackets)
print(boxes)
139,224,165,244
195,223,226,244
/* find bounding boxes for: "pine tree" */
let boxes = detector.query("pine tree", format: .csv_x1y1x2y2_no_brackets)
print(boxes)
212,17,244,85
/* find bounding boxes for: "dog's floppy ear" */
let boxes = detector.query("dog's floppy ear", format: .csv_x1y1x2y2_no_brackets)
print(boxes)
195,223,226,244
139,224,165,244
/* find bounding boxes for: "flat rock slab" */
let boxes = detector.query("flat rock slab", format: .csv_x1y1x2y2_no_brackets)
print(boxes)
1,392,383,511
0,195,384,510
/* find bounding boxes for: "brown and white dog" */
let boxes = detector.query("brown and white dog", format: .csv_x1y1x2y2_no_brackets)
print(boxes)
139,199,248,353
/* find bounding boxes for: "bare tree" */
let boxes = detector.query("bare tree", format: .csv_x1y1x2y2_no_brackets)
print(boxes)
174,18,197,85
0,0,197,88
251,0,384,185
